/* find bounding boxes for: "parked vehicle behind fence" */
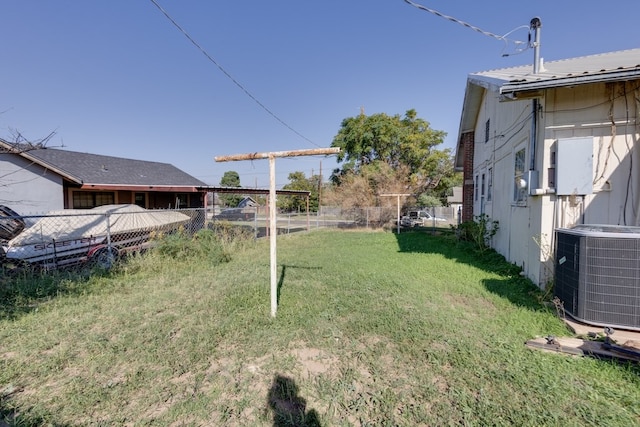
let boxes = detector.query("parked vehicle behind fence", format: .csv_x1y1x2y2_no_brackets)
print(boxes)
1,204,190,271
400,210,447,227
214,208,255,222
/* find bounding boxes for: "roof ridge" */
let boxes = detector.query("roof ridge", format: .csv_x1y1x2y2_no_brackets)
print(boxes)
474,47,640,75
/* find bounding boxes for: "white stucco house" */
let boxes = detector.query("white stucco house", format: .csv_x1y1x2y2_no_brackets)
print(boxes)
455,47,640,288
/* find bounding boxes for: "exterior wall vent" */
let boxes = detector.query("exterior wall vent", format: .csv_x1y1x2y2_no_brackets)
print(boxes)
555,225,640,331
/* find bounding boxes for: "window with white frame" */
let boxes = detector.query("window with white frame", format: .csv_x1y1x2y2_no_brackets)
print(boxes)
474,175,479,201
548,150,556,188
487,168,493,201
514,148,526,203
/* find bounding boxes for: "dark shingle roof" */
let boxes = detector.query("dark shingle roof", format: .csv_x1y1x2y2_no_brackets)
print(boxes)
17,145,207,187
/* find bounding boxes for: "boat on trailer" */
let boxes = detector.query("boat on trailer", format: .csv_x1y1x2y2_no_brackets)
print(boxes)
2,204,190,270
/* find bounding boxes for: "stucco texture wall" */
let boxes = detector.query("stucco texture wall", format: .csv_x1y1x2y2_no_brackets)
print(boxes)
0,155,64,215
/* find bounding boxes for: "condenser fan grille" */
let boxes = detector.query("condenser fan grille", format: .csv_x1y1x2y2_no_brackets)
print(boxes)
555,226,640,330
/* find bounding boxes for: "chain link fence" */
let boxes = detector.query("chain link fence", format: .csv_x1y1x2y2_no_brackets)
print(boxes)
1,204,461,274
318,205,459,229
210,205,460,233
0,205,207,272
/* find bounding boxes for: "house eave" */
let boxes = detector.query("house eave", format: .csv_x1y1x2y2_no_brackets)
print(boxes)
0,140,84,184
454,66,640,169
196,186,311,197
498,69,640,99
80,184,202,192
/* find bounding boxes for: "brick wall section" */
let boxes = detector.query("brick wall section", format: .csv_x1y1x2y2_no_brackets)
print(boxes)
461,131,475,222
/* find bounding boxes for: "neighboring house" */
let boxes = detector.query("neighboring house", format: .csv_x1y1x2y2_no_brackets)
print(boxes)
0,140,208,214
446,186,463,223
237,196,258,208
454,47,640,287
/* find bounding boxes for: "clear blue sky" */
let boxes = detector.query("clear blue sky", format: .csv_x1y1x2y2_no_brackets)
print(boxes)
2,1,638,188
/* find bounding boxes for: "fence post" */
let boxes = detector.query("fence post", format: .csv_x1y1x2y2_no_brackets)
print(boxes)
105,212,113,251
254,206,258,240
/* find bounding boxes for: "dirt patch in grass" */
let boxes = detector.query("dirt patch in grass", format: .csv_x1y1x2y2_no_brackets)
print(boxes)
290,347,336,377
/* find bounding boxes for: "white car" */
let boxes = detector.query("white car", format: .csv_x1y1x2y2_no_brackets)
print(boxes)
401,210,447,227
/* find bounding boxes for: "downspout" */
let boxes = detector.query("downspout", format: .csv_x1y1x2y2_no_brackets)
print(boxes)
529,17,542,172
529,17,542,285
530,99,538,172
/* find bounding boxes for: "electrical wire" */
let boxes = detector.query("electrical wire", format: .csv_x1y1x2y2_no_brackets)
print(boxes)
547,82,640,114
402,0,529,56
148,0,319,148
481,106,532,152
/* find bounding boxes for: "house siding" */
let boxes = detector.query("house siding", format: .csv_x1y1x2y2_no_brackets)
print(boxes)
471,93,541,280
0,155,63,214
469,79,640,287
546,82,640,228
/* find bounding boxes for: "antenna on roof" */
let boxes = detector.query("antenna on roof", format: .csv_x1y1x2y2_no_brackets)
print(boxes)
530,17,542,74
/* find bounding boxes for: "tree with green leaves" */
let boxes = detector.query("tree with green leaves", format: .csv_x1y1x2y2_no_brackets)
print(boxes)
417,194,442,208
330,109,460,206
220,171,240,188
219,171,242,207
279,171,321,212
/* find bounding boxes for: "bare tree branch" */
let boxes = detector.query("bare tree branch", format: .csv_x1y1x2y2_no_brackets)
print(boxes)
1,129,61,154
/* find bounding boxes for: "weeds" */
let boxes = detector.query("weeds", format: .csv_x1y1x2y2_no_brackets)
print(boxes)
454,213,499,252
155,229,233,263
532,233,556,303
0,227,252,320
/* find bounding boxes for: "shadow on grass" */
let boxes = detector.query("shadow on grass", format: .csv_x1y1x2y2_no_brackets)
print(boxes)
256,227,307,239
0,411,70,427
1,388,71,427
0,267,108,321
277,265,322,304
394,228,546,311
267,374,321,427
210,222,308,239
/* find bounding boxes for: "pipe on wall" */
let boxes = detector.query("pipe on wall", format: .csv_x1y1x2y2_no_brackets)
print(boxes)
529,99,538,172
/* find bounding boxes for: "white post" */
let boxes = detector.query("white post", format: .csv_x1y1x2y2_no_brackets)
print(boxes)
215,147,340,318
379,193,411,234
397,195,401,234
269,154,277,317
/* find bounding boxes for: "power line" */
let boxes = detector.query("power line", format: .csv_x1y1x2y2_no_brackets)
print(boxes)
148,0,320,147
402,0,529,55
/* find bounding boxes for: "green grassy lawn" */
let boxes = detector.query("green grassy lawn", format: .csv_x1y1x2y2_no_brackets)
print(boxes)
0,229,638,426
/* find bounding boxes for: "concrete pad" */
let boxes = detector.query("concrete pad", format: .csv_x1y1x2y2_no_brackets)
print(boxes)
562,316,640,344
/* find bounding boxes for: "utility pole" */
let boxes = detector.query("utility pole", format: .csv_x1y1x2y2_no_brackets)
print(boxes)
215,147,340,317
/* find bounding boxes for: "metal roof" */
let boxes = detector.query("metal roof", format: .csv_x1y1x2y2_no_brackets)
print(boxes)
455,48,640,169
469,48,640,96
